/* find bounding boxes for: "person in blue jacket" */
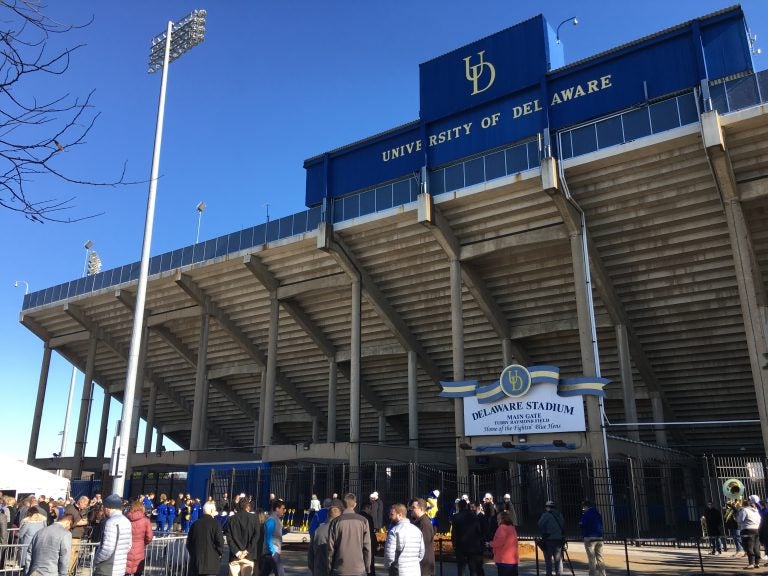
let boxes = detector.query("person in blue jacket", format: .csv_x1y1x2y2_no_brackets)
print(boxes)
166,499,177,532
579,499,605,576
190,498,202,526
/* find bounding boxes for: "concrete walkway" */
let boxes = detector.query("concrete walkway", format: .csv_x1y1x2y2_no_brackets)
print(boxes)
279,536,767,576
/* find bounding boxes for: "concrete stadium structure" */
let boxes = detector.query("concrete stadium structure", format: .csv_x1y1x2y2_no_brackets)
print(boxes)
19,8,768,488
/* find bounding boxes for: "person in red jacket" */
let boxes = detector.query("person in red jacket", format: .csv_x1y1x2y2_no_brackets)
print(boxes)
126,500,154,576
490,510,518,576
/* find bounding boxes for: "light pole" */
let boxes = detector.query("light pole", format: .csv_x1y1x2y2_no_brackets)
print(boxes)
111,9,206,497
555,16,578,44
13,280,30,294
59,240,101,474
195,201,207,243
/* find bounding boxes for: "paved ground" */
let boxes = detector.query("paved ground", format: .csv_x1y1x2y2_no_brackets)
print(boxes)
278,533,768,575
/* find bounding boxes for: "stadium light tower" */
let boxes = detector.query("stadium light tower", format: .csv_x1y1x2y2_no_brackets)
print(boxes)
112,9,206,496
556,16,578,44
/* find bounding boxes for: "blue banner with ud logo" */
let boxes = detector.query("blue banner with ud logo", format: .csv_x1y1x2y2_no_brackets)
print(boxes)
419,15,551,123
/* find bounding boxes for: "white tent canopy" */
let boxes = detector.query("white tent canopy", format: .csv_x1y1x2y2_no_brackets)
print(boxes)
0,457,69,498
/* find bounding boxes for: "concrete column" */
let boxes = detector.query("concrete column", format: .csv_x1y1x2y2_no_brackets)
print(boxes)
312,417,319,443
502,338,513,368
155,431,164,453
616,324,640,441
349,278,362,495
97,391,111,459
262,295,279,447
650,392,668,446
144,382,157,453
378,414,386,444
257,367,267,448
408,350,418,449
128,324,148,459
28,343,53,464
327,359,337,442
191,311,210,452
72,336,97,478
252,421,259,454
450,257,468,479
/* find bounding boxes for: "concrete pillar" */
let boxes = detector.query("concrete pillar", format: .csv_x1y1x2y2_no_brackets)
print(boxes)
378,414,386,444
327,359,337,443
349,278,362,493
155,431,164,453
450,257,468,479
72,336,97,479
144,382,157,453
650,392,668,446
191,311,210,452
262,295,279,447
28,343,52,464
128,325,148,459
312,417,319,443
97,391,111,459
502,338,514,368
616,324,640,441
408,350,418,449
257,367,267,448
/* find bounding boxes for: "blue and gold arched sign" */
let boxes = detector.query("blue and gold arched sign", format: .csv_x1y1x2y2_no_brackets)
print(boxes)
439,365,609,436
499,364,531,398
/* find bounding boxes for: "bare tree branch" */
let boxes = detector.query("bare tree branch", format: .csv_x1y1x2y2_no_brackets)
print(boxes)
0,0,136,223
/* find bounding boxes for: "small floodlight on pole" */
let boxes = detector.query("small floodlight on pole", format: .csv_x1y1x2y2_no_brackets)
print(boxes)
556,16,578,44
196,201,207,244
112,8,206,497
13,280,30,294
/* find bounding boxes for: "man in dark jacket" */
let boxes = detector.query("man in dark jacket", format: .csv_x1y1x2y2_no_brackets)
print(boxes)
359,502,378,576
227,500,261,568
328,493,371,576
186,501,224,576
409,498,435,576
703,501,724,555
451,499,484,576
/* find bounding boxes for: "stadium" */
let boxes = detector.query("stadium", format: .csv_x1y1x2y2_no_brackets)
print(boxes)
18,5,768,535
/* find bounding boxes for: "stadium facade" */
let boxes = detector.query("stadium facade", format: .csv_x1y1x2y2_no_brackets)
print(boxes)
19,6,768,498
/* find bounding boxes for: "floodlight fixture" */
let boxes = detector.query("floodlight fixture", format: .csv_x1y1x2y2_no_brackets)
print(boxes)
556,16,578,44
148,9,206,73
13,280,30,294
87,251,103,276
196,201,207,243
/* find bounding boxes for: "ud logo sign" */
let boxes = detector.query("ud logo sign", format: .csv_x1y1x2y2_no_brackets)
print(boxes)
464,51,496,95
499,364,531,397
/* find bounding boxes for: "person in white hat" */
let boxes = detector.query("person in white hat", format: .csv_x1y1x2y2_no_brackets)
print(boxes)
369,492,383,531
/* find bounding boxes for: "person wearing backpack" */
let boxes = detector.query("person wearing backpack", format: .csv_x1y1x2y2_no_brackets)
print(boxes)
537,501,565,576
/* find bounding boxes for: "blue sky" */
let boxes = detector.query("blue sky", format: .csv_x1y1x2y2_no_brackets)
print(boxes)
2,0,767,464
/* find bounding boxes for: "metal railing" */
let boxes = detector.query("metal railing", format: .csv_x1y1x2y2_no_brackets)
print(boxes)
0,535,189,576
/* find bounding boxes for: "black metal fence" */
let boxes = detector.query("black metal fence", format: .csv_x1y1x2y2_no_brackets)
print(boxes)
127,455,768,541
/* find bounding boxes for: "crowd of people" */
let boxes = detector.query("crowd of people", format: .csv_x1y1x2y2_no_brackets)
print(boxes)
703,495,768,570
0,488,607,576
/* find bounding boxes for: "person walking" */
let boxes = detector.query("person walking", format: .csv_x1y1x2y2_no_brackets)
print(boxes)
451,499,484,576
262,498,287,576
126,499,153,576
186,501,225,576
703,501,724,555
490,510,518,576
408,498,435,576
327,493,371,576
384,503,424,576
18,505,48,573
227,499,261,576
537,500,565,576
309,504,341,576
739,497,762,570
93,494,132,576
579,500,605,576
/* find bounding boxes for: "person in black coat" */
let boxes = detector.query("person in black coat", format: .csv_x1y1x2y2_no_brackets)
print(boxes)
227,500,262,564
451,500,484,576
359,502,378,576
704,501,724,555
186,502,224,576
